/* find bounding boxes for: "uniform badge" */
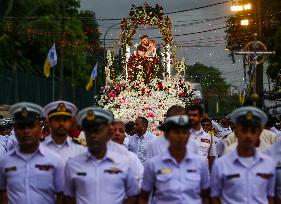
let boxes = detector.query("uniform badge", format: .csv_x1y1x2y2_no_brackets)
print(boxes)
57,103,67,112
226,174,240,180
86,110,96,121
21,107,28,118
256,173,273,179
187,169,197,173
179,116,185,125
246,111,253,121
35,165,54,171
158,168,172,174
104,167,122,174
77,172,87,176
4,166,17,172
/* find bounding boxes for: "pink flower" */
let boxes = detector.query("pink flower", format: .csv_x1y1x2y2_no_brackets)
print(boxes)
147,112,156,118
179,92,185,97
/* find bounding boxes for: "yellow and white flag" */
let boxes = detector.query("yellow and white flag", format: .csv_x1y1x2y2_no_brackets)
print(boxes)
44,43,57,77
86,62,98,91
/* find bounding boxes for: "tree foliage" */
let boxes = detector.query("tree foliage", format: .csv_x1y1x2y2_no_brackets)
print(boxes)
0,0,103,87
186,63,230,96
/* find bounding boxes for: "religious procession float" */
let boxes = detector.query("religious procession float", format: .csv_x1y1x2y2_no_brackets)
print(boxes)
98,4,201,135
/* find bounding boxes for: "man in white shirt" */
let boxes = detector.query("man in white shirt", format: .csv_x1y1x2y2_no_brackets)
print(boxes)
186,104,217,167
42,101,86,164
128,117,155,164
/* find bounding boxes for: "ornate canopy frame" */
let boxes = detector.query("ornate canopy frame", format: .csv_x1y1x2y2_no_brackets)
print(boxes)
120,4,173,79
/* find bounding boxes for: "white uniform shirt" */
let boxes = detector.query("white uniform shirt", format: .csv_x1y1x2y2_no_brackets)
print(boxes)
146,135,198,158
0,145,64,204
42,136,86,164
190,127,217,157
107,140,144,186
64,148,139,204
270,127,281,141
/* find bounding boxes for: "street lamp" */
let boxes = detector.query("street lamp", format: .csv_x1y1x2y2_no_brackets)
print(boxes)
231,1,252,12
231,5,244,12
243,3,252,10
241,19,249,26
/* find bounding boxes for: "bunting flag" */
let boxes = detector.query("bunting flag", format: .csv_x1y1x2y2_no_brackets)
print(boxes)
43,43,57,77
86,62,98,91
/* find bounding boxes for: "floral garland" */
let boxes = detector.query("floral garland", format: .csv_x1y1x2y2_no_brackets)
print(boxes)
98,77,201,135
175,57,187,76
121,4,173,46
105,50,114,85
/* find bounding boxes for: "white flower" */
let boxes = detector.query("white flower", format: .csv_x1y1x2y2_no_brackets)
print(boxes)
100,77,196,134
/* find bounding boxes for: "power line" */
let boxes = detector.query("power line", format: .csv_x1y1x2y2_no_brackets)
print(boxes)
166,0,231,14
94,0,232,21
173,26,227,37
98,15,229,29
103,26,227,42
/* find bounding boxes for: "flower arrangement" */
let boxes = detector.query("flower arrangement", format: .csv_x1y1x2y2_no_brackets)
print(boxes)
99,77,201,135
105,50,114,85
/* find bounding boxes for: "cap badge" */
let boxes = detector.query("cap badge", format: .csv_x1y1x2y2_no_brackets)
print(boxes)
57,103,67,112
246,111,253,121
179,116,185,125
21,107,28,118
86,110,95,121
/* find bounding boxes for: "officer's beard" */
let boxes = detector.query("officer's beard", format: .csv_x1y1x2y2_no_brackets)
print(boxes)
239,139,255,152
53,126,68,137
18,136,39,153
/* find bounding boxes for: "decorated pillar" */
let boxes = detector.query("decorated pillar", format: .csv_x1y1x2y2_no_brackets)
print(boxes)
166,44,171,77
125,44,130,80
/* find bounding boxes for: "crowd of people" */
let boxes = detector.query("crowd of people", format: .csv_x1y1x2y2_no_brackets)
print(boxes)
0,100,280,204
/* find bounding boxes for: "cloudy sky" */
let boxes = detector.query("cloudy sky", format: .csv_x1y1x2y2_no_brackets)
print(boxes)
80,0,265,88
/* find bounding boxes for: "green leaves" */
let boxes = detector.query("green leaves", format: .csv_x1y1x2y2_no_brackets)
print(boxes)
0,0,102,87
186,63,230,96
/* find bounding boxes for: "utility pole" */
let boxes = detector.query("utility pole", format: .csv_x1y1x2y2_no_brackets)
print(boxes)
59,0,66,99
255,0,264,107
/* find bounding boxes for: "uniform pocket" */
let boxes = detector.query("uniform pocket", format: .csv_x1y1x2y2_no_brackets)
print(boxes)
103,171,125,193
155,173,175,193
74,176,95,195
184,173,201,194
30,174,54,191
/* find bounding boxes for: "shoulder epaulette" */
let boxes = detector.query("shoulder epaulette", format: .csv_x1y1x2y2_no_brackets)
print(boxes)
72,138,87,146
